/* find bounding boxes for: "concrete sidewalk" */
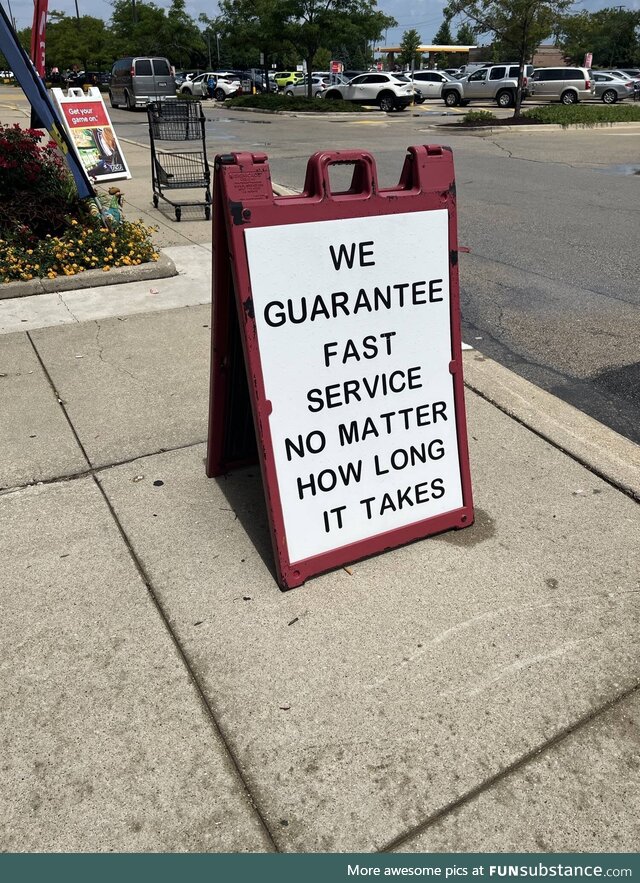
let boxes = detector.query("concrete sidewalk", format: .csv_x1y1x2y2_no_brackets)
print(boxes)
1,241,639,853
1,89,640,853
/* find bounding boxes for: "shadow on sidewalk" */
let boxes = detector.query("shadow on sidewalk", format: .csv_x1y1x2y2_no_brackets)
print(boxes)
212,466,279,585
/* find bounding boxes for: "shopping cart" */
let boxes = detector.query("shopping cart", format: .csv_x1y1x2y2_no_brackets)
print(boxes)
147,100,211,221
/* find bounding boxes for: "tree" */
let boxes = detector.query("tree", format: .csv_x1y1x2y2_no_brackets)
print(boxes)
555,7,640,67
456,22,477,46
217,0,289,90
164,0,205,69
445,0,574,115
110,0,169,59
29,13,113,71
284,0,396,97
432,16,453,67
398,28,422,69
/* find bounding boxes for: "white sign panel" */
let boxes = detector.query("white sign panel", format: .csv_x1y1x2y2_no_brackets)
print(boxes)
244,210,463,564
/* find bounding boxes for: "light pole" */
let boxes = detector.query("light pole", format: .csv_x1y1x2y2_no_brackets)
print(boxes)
216,33,221,68
206,30,211,68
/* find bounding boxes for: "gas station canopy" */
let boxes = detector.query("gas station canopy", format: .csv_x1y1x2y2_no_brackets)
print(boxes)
375,44,477,67
375,44,476,54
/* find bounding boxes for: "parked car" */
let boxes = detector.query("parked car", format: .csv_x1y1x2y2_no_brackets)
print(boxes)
323,72,414,111
284,75,330,98
591,72,634,103
411,70,458,101
529,67,594,104
180,72,241,100
442,63,534,108
244,70,277,92
274,71,304,90
442,68,461,76
109,56,176,110
84,70,111,88
602,70,640,99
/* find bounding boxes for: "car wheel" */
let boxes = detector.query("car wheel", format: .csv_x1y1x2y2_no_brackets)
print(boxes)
443,90,461,107
214,87,226,102
324,90,342,100
496,89,514,108
602,89,617,104
180,86,191,95
378,92,395,112
285,89,294,97
414,94,425,104
108,90,117,108
561,90,577,105
125,89,135,111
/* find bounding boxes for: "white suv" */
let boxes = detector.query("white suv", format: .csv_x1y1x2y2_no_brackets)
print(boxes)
323,72,415,111
180,72,241,101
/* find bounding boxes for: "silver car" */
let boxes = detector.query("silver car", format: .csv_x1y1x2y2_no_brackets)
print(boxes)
284,76,331,98
602,70,640,99
591,72,634,103
411,70,457,101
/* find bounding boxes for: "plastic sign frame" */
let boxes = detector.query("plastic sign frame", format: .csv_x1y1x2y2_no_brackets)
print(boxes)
206,146,474,589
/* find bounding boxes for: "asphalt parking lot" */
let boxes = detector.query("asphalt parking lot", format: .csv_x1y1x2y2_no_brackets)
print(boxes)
2,85,639,443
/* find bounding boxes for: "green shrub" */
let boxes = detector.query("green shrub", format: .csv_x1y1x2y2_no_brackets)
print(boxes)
463,110,497,125
0,217,159,282
522,104,640,127
0,124,159,282
226,93,367,112
0,123,80,236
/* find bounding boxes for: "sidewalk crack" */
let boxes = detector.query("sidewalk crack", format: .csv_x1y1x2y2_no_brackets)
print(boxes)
57,293,80,323
95,321,146,385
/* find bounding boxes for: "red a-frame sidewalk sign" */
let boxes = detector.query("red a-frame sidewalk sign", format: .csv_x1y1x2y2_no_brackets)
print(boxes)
206,146,474,589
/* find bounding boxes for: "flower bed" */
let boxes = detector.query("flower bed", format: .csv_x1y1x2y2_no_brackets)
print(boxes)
0,123,158,283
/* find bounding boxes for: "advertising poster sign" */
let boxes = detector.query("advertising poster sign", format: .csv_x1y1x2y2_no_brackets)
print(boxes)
52,87,131,183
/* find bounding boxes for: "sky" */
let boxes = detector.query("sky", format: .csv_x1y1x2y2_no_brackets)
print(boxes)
2,0,638,50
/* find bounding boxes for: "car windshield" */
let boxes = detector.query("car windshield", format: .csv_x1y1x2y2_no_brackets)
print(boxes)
392,74,410,82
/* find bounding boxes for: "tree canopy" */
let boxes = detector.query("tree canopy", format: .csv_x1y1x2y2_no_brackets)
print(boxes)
446,0,574,114
398,28,422,68
555,7,640,67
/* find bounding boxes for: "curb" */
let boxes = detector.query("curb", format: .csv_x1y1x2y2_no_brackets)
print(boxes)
432,121,640,133
462,350,640,501
0,251,178,300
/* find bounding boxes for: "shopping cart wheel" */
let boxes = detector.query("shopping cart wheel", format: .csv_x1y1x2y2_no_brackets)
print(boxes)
205,206,211,220
153,194,159,208
175,207,182,222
